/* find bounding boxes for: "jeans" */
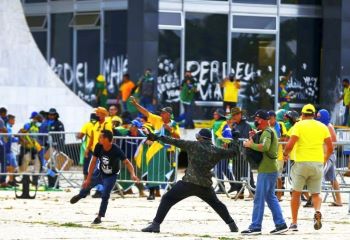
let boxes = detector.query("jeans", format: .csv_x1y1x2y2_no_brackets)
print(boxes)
79,170,117,217
153,181,234,224
249,172,286,230
343,106,349,126
183,103,195,129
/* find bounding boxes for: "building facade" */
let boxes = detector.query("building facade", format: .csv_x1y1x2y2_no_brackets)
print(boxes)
22,0,350,121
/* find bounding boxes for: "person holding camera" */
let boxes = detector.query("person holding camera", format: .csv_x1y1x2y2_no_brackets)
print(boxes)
141,128,240,234
220,73,240,113
241,110,287,235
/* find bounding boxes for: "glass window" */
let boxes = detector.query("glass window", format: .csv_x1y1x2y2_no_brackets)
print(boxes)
69,12,100,28
104,10,128,97
32,31,47,59
281,0,321,5
159,12,182,26
279,17,322,106
158,29,181,116
232,0,277,4
233,15,276,30
50,13,73,90
232,33,276,114
185,13,228,119
76,30,100,104
26,15,47,29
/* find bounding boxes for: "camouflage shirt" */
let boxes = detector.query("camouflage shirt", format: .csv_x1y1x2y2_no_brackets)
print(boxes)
159,136,238,188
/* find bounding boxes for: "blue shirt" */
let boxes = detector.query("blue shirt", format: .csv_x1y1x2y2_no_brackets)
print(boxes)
273,122,281,138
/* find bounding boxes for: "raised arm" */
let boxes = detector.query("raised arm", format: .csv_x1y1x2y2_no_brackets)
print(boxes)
158,136,192,151
130,96,150,117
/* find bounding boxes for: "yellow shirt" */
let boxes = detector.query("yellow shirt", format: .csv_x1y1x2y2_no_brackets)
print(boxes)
80,121,95,144
223,81,240,102
286,126,297,160
291,119,330,162
344,87,350,105
148,113,180,136
90,119,113,151
277,121,287,161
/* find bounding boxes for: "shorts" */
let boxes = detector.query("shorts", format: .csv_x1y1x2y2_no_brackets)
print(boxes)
324,153,336,182
6,152,18,168
291,161,323,194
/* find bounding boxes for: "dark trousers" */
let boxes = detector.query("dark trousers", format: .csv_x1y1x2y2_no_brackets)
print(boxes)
153,181,234,224
79,170,117,217
183,103,195,129
343,106,349,126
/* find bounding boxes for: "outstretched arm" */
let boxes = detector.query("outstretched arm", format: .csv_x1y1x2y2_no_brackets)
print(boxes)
130,96,149,117
158,136,192,151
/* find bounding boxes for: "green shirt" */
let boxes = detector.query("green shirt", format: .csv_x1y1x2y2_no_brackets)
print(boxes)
251,127,278,173
180,82,196,104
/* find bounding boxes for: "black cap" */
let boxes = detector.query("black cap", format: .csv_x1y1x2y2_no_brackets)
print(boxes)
267,110,276,117
195,128,212,140
48,108,58,115
214,108,226,118
254,110,270,120
161,107,173,115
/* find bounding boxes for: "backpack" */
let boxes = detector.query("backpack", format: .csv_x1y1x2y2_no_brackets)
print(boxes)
244,128,276,169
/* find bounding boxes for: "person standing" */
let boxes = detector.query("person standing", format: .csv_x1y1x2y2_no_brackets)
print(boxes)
141,128,239,233
70,130,139,224
118,73,136,112
283,104,333,231
316,109,342,206
0,110,7,187
179,71,197,129
337,78,350,126
95,74,108,109
5,114,19,186
229,107,255,197
241,110,287,235
130,96,180,200
220,74,240,113
137,69,156,112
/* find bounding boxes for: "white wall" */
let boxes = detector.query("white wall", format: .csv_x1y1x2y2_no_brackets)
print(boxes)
0,0,92,131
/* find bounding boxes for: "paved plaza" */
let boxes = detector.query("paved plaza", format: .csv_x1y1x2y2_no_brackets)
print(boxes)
0,177,350,240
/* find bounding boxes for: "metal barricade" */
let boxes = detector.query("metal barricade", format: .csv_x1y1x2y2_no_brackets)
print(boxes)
0,132,50,198
47,132,83,188
213,137,254,200
113,136,178,193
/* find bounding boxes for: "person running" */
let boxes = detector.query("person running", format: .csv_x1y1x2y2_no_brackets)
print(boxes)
283,104,333,231
241,110,287,235
70,130,139,224
141,128,240,233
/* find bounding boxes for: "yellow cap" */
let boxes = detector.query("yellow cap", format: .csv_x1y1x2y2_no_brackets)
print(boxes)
96,74,105,82
301,104,316,114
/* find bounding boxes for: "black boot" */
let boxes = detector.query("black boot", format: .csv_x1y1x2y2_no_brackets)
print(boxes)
141,221,160,233
228,221,239,232
147,188,155,200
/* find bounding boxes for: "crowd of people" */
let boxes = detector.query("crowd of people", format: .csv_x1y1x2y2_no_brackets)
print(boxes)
0,107,65,188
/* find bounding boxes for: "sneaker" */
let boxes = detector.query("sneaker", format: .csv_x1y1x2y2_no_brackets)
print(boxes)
228,221,239,232
270,223,288,235
314,211,322,230
241,229,261,235
289,223,298,232
141,222,160,233
70,195,82,204
92,191,102,198
92,217,102,224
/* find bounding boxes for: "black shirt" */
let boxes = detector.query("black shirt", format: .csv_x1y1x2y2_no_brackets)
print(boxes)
93,143,126,175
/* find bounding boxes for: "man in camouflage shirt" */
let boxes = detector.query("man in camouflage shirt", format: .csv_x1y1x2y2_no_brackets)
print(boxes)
142,128,239,233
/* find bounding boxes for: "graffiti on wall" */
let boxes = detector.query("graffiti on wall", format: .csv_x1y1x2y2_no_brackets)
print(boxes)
157,57,181,103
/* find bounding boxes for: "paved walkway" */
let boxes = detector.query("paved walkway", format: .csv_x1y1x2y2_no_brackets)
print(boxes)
0,186,350,240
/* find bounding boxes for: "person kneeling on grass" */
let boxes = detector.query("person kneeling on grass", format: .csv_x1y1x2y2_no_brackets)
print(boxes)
141,128,240,233
70,130,139,224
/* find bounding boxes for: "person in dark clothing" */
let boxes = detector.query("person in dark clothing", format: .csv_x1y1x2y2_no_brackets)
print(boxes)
47,108,65,151
70,130,139,224
229,107,256,198
141,128,240,233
